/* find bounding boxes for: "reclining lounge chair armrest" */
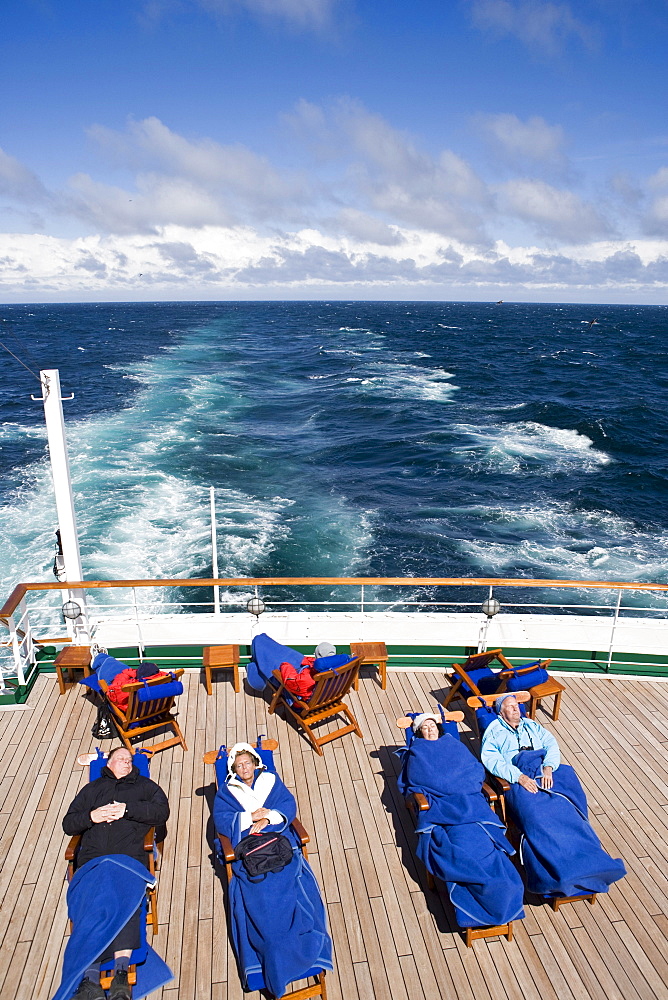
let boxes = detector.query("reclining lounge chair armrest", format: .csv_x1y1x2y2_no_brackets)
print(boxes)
268,669,311,714
144,827,155,853
65,834,81,862
497,657,552,678
485,772,510,795
291,818,310,847
217,831,236,864
406,792,430,814
481,781,499,803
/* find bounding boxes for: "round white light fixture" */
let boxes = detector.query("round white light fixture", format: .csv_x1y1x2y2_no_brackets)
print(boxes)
62,600,82,620
481,597,500,618
246,596,266,617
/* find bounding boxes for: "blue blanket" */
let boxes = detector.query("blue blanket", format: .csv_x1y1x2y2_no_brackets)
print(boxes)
506,750,626,898
51,855,173,1000
246,633,304,692
398,735,525,928
213,773,332,997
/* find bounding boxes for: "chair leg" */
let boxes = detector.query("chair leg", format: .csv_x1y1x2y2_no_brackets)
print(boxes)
204,666,212,696
379,660,387,690
342,705,363,739
171,719,188,752
268,686,283,714
552,690,563,721
232,662,240,693
300,719,324,755
148,887,158,934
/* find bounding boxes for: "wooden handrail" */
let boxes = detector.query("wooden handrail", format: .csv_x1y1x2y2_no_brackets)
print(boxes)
2,575,668,621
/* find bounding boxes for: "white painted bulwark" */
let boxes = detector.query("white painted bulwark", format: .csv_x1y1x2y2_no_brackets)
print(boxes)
90,609,668,661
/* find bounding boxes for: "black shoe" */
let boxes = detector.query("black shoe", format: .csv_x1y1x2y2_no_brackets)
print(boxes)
109,969,132,1000
71,979,105,1000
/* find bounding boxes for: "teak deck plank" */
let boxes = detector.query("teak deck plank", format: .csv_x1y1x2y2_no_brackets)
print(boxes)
0,670,666,1000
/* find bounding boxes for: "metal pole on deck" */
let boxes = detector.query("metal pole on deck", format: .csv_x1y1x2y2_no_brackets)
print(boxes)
606,590,623,673
210,487,220,614
33,369,89,642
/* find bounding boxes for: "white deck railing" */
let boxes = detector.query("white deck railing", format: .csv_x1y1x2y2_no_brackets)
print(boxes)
2,576,668,688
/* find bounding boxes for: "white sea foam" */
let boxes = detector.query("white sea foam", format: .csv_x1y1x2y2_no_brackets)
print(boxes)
0,423,47,442
355,363,458,402
0,325,378,611
452,421,610,474
456,501,668,603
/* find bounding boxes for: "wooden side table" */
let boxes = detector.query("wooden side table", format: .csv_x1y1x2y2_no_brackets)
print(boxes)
349,641,388,690
54,645,92,695
203,644,240,695
527,677,566,721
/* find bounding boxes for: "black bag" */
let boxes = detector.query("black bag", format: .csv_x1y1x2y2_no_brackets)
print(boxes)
234,831,294,880
91,704,115,740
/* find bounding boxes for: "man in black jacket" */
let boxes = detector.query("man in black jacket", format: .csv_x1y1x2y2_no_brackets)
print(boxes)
62,746,169,1000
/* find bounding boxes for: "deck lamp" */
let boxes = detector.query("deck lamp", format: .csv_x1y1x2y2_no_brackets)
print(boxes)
62,600,82,620
246,596,265,617
478,596,500,653
481,597,500,618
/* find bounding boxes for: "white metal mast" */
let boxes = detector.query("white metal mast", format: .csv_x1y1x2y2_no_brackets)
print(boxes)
35,369,89,642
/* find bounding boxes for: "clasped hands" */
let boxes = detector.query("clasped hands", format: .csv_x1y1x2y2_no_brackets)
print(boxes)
518,766,553,794
90,801,127,823
250,807,271,835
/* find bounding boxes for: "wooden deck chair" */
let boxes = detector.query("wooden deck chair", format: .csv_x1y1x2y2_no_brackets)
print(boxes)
65,749,161,990
444,649,564,722
99,669,188,754
469,693,597,911
396,712,516,947
442,649,510,710
268,656,363,755
203,738,328,1000
349,641,388,690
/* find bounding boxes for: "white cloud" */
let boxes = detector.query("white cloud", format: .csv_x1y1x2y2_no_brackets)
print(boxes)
1,107,667,299
307,99,490,243
0,147,50,203
644,166,668,236
470,0,593,54
477,113,567,168
220,0,337,29
1,226,667,302
144,0,338,31
496,178,611,242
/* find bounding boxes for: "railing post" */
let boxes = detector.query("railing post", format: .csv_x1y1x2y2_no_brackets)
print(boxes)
360,585,364,614
606,590,623,673
210,487,220,615
132,587,145,661
8,609,26,686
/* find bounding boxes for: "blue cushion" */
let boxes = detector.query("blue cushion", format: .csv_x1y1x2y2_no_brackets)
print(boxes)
79,674,102,692
89,750,151,780
475,705,497,733
97,655,129,685
313,653,353,672
506,666,549,691
461,665,500,696
136,680,183,702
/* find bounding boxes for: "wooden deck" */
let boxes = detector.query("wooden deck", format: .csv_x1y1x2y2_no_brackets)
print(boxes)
1,668,667,1000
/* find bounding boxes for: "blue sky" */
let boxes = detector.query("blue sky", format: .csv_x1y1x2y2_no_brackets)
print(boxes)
1,0,667,302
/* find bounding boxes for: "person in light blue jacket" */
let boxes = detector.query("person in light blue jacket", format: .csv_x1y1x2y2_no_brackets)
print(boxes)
480,692,625,899
481,693,560,791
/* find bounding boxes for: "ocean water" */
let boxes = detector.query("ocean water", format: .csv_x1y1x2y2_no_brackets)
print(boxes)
1,301,667,618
